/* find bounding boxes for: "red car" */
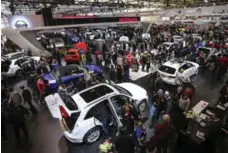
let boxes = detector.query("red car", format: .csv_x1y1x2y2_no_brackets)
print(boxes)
64,48,80,65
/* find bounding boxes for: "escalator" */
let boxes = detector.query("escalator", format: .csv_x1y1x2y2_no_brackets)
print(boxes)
20,31,46,51
2,27,50,56
141,22,151,33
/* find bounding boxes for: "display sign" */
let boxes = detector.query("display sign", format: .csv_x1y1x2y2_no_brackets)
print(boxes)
119,17,138,22
141,16,160,22
8,15,44,29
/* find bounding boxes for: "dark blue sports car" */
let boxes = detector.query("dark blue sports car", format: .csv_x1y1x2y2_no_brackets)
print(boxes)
43,64,102,92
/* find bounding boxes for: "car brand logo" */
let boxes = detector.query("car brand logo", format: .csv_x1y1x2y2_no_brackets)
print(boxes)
196,8,202,14
15,20,28,28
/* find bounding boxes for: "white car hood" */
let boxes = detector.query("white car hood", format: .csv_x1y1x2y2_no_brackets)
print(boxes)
116,83,147,100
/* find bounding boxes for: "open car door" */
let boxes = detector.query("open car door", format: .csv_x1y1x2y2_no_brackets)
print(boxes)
45,93,63,119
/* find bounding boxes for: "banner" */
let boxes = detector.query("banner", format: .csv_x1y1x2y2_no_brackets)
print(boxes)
8,15,44,29
140,16,160,22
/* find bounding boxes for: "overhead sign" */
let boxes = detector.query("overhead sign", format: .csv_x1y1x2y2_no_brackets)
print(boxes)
118,17,138,22
8,15,44,29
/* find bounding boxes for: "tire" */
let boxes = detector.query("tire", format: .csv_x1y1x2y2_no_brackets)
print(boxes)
83,127,101,144
16,70,24,78
138,100,146,113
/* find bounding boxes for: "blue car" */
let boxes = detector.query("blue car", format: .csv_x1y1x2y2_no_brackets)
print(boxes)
43,64,102,92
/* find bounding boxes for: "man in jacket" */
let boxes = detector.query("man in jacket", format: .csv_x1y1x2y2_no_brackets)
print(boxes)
147,114,171,153
115,128,135,153
8,88,22,106
164,91,172,116
20,86,37,114
8,103,30,143
36,77,46,94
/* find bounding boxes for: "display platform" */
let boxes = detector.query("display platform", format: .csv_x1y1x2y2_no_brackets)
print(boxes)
101,61,158,81
130,65,157,81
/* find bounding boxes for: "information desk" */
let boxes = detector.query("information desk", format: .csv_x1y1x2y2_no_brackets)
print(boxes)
185,101,223,144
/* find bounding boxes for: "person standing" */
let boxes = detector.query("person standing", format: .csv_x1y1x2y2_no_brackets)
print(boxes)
164,91,172,116
117,65,123,83
153,89,166,122
178,94,190,113
123,61,130,82
20,86,38,114
56,48,62,66
1,111,8,143
141,51,148,71
109,65,116,82
115,128,135,153
8,103,30,144
117,54,123,67
147,114,171,153
8,88,22,106
155,114,172,153
146,51,152,72
132,54,138,72
84,68,91,87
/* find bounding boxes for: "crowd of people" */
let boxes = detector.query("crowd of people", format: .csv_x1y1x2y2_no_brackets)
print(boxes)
1,22,228,153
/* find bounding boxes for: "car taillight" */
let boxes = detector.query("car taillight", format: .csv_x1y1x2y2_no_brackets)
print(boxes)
59,105,69,118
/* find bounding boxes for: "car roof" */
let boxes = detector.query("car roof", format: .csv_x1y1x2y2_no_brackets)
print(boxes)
192,33,200,36
10,56,28,62
4,51,24,57
57,64,80,76
173,35,181,37
71,83,117,110
163,59,186,69
163,42,174,45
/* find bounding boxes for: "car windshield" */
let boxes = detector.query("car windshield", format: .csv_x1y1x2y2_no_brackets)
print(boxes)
59,93,79,110
53,65,81,77
163,44,171,48
66,52,75,55
79,85,114,103
174,36,181,39
112,85,132,96
159,65,176,75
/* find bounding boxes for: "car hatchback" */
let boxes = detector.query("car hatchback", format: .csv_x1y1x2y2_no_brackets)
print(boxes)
45,83,148,144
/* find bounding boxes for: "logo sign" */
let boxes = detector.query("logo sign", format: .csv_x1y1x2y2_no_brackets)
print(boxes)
119,17,138,22
196,8,202,14
15,20,28,28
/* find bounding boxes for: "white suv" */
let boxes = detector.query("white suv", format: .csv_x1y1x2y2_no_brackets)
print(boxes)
157,59,199,85
1,56,40,77
45,83,148,144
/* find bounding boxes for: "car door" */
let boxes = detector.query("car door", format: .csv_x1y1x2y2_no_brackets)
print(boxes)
20,57,30,70
178,64,188,77
81,100,117,133
45,93,63,119
109,94,139,117
186,63,195,76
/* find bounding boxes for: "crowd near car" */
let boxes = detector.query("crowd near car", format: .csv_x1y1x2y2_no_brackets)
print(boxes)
2,21,228,153
46,83,148,144
158,59,199,85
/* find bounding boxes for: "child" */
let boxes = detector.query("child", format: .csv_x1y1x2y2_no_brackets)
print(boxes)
135,119,146,153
